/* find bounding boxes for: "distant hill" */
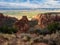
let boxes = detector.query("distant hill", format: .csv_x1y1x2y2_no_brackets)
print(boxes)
0,8,60,10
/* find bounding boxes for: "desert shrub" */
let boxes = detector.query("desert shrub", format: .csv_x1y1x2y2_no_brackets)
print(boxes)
27,28,35,34
29,20,38,27
40,30,51,35
28,28,51,35
34,29,51,35
21,35,31,41
28,28,42,35
48,40,57,45
34,29,41,34
47,22,60,33
0,25,18,34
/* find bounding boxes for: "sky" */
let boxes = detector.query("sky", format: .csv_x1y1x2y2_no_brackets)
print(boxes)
0,0,60,9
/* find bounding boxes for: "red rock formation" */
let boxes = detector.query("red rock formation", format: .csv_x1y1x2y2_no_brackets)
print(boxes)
14,16,30,33
0,13,18,27
33,12,60,29
0,13,4,27
0,13,4,18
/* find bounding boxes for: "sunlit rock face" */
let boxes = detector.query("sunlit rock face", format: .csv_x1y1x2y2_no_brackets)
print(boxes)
14,16,30,33
33,12,60,29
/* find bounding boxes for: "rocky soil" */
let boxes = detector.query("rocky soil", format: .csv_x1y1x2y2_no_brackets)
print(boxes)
0,31,59,45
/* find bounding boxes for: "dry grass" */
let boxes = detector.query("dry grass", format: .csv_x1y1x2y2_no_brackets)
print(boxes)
0,32,59,45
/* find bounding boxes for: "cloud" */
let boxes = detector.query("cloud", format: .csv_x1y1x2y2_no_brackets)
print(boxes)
0,0,60,8
43,0,60,8
0,1,41,8
0,0,27,3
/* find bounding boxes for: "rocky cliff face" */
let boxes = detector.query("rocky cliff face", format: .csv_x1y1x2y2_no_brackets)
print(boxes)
33,12,60,29
14,16,30,33
0,13,18,27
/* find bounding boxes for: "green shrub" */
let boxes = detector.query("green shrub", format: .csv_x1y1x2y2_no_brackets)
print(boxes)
34,29,51,35
47,22,60,33
0,25,18,34
29,20,38,27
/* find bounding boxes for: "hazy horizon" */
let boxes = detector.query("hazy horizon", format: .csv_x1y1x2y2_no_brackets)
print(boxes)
0,0,60,19
0,10,60,20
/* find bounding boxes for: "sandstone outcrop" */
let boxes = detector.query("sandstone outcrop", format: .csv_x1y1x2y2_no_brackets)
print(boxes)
33,12,60,29
14,16,30,33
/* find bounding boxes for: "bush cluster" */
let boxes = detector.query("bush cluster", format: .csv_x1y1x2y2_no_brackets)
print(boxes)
0,25,18,34
47,22,60,33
